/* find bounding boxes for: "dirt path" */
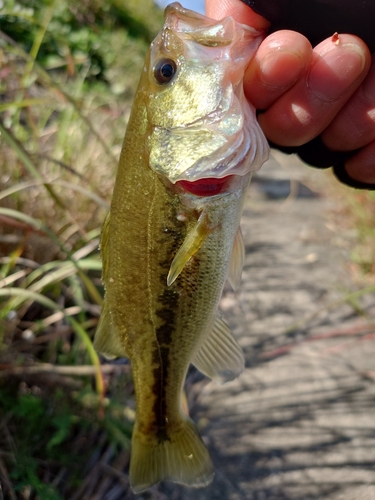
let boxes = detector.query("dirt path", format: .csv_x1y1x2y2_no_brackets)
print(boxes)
158,152,375,500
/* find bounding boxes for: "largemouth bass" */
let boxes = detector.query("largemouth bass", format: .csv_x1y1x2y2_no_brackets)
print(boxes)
94,2,269,493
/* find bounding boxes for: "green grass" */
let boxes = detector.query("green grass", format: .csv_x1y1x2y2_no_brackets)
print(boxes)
0,380,133,498
331,182,375,279
346,191,375,276
0,0,162,496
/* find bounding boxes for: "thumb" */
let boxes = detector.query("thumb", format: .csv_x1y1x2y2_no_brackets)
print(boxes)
205,0,270,30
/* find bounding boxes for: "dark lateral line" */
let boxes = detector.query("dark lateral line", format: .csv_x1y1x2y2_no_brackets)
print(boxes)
149,209,187,442
151,282,179,442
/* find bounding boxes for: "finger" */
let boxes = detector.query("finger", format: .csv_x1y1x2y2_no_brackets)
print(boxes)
205,0,270,30
244,30,313,110
344,139,375,183
322,58,375,151
258,34,371,147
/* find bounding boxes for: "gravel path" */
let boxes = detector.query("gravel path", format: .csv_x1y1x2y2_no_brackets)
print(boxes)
157,152,375,500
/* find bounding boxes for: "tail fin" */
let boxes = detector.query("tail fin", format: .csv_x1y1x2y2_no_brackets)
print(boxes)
129,416,213,493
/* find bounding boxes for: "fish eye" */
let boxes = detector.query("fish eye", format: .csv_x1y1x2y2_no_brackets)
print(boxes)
154,58,177,85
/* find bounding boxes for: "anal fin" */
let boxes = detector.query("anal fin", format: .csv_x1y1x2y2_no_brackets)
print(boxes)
192,315,244,384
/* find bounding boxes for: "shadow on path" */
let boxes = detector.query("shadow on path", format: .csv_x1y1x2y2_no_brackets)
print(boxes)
157,152,375,500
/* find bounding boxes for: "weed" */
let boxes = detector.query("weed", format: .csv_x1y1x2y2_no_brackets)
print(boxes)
330,180,375,280
0,0,162,496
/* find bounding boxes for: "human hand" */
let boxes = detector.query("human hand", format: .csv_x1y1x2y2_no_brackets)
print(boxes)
206,0,375,187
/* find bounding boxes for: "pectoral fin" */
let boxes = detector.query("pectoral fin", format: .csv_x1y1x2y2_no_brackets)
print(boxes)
167,211,215,286
192,315,244,384
228,226,245,291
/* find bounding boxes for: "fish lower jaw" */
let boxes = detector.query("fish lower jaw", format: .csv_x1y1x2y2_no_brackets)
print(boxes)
176,175,235,196
174,173,251,208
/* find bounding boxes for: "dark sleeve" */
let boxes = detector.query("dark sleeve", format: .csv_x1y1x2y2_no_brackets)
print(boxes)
242,0,375,51
241,0,375,189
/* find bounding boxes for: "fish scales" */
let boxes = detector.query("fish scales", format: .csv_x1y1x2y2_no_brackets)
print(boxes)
94,2,269,493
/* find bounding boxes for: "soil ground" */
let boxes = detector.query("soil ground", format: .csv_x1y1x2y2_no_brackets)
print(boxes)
155,151,375,500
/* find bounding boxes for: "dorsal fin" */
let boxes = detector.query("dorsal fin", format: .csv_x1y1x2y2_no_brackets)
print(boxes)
94,213,128,359
94,302,128,359
100,213,110,283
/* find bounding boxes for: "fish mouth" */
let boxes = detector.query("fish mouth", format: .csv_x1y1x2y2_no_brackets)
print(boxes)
146,2,270,185
175,175,235,197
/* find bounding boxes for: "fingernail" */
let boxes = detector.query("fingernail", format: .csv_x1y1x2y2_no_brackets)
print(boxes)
308,44,366,101
259,50,304,89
